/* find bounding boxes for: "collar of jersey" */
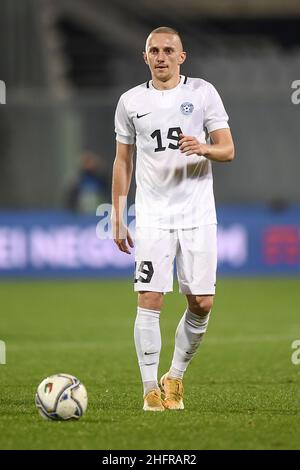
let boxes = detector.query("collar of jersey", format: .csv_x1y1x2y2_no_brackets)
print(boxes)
149,75,185,93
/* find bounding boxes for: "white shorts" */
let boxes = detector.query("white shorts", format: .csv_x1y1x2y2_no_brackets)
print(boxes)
134,225,217,295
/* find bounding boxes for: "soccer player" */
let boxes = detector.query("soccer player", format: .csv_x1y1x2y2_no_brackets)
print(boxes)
112,27,234,411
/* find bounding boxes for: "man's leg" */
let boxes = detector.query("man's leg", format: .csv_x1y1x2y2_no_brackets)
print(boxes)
134,291,164,411
161,296,213,410
161,225,217,410
134,227,176,411
169,295,213,378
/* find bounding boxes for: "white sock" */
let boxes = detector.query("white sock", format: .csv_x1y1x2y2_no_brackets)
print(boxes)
169,308,210,380
134,307,161,396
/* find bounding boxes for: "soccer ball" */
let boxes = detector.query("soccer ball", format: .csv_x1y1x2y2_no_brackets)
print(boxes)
35,373,88,420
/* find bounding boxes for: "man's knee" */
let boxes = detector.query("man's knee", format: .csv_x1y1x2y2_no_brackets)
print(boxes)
187,295,214,316
138,291,163,311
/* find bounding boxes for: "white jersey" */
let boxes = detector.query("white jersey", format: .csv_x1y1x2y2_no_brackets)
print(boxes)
115,75,229,228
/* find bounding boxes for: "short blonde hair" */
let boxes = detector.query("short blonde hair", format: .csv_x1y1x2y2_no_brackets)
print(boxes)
146,26,183,50
150,26,180,36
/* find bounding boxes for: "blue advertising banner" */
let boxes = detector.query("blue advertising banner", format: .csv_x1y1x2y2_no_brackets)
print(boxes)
217,205,300,275
0,207,299,278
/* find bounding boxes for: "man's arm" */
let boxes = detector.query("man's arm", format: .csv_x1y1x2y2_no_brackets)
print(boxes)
179,128,235,162
111,141,135,254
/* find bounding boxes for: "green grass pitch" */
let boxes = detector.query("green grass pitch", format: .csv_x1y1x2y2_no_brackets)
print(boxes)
0,278,299,450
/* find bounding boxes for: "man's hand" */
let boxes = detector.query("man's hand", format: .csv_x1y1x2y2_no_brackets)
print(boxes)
179,129,234,162
113,223,134,255
179,134,209,156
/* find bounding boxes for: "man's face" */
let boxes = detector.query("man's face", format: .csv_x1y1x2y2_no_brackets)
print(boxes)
143,33,186,82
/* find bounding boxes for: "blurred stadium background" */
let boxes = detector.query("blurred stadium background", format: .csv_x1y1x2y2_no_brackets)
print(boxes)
1,0,300,450
0,0,300,278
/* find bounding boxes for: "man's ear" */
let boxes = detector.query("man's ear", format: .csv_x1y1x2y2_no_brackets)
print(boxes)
178,52,187,65
143,52,148,65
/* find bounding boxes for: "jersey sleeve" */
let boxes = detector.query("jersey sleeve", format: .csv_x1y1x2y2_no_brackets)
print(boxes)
114,95,135,144
203,84,229,134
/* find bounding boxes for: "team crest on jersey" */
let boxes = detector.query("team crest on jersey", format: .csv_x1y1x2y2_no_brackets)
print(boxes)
180,102,194,115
